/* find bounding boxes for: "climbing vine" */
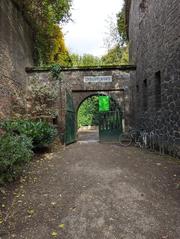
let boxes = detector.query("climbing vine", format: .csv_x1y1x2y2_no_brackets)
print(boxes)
51,64,63,80
13,0,72,66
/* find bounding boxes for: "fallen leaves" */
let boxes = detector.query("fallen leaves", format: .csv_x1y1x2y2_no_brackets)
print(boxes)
27,209,35,216
59,224,64,229
0,188,6,195
51,231,58,237
51,223,64,237
156,163,161,166
20,176,27,183
51,202,56,206
161,236,169,239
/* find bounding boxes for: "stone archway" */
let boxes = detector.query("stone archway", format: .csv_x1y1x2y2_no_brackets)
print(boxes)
26,65,136,144
76,92,123,142
73,90,124,114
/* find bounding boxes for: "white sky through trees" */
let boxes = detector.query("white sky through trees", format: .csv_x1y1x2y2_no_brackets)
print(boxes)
63,0,123,57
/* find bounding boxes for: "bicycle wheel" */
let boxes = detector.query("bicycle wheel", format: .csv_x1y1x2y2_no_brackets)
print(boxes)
119,133,132,147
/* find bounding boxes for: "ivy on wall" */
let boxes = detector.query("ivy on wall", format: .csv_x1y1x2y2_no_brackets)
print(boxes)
13,0,72,66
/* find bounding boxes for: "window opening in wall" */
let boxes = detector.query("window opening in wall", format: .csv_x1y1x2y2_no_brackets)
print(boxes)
143,79,148,111
155,71,162,110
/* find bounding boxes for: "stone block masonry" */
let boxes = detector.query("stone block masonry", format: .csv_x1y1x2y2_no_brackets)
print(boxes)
127,0,180,156
0,0,33,118
26,66,135,141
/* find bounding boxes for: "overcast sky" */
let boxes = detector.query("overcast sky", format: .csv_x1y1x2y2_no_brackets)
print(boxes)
62,0,123,57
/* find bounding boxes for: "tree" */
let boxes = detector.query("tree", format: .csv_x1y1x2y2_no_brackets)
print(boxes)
78,96,99,127
117,4,128,46
70,54,102,67
102,1,129,65
13,0,72,66
103,16,121,50
120,46,129,64
48,25,72,66
101,46,123,65
77,96,121,127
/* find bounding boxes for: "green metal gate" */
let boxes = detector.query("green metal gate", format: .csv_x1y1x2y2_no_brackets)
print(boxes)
99,110,123,143
65,91,76,145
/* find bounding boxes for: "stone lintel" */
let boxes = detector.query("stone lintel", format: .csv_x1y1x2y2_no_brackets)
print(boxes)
72,89,125,92
25,65,136,73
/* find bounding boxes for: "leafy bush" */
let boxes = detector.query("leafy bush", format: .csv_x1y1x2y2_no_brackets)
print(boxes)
0,120,58,149
0,134,33,184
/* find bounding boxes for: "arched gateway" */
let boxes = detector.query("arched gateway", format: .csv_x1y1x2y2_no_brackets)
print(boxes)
26,65,136,145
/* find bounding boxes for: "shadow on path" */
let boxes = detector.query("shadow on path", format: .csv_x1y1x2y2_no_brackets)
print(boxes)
1,142,180,239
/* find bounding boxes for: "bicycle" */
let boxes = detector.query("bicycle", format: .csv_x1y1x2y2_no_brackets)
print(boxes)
119,128,143,147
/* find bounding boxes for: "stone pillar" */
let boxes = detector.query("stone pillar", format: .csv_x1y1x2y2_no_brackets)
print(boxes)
58,80,67,144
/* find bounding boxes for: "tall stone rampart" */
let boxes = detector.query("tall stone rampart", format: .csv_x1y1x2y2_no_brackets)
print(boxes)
0,0,33,118
128,0,180,154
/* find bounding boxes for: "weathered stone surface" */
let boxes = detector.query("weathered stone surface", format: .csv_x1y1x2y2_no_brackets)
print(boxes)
27,68,131,138
128,0,180,154
62,68,130,110
27,72,60,119
0,0,33,118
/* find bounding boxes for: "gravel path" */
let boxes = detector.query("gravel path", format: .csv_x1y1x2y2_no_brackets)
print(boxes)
1,138,180,239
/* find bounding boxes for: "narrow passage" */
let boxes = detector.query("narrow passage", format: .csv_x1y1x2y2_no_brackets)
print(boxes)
2,140,180,239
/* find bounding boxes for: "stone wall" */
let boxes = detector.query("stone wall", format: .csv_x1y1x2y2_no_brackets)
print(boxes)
26,67,132,140
27,72,60,120
128,0,180,155
63,68,130,133
62,68,130,111
0,0,33,119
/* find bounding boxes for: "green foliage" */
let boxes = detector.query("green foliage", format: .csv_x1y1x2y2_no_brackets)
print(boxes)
78,96,121,127
78,96,99,127
102,46,122,65
70,50,128,67
121,46,129,64
0,119,57,184
35,25,72,66
100,1,129,66
0,134,33,184
1,120,57,149
101,45,128,65
49,25,72,66
70,35,128,67
70,54,103,67
101,2,129,65
117,4,128,45
13,0,72,66
14,0,72,25
51,64,62,80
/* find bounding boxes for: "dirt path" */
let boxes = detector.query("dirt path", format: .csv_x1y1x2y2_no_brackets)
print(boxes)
77,129,99,141
0,139,180,239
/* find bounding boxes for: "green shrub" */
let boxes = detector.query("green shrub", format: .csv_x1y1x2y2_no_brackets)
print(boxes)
0,134,33,184
0,120,57,149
